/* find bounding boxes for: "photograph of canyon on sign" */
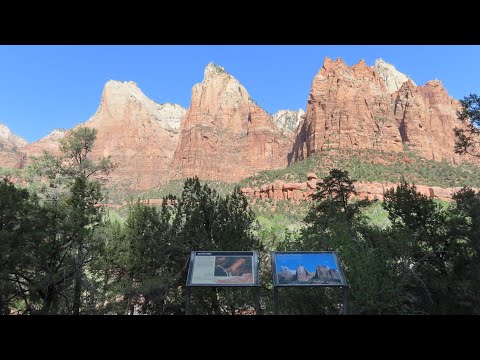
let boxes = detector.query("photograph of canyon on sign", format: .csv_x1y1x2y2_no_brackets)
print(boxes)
274,252,344,286
1,45,480,315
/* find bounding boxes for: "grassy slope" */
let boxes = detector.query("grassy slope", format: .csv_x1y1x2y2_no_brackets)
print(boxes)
238,148,480,189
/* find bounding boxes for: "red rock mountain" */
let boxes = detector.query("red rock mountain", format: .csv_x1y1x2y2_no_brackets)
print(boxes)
2,58,476,192
290,58,404,162
170,63,291,182
81,80,186,189
290,57,473,165
21,81,186,190
21,129,66,158
0,123,27,168
393,79,474,163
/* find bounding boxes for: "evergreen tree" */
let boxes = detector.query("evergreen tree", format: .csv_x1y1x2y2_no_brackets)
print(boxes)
455,94,480,158
27,127,114,314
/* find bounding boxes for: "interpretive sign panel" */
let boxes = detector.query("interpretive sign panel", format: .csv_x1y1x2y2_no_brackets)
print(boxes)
186,251,259,287
271,251,347,287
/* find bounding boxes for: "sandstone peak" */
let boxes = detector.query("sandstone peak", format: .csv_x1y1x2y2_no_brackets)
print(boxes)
425,79,445,90
97,80,186,133
290,57,404,162
171,61,291,182
38,128,67,142
322,57,348,72
0,123,28,148
204,62,228,81
374,58,415,93
0,123,28,169
21,127,67,160
353,59,375,78
69,80,188,190
105,79,138,88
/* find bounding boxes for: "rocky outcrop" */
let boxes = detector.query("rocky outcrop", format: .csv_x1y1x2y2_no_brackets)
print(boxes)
0,123,27,149
171,63,291,183
290,57,475,166
0,123,28,168
392,80,475,163
241,173,479,203
290,58,403,163
21,129,66,159
80,80,186,190
373,58,415,94
273,109,305,136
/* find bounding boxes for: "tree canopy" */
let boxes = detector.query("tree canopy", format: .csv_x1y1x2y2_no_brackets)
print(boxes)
455,94,480,158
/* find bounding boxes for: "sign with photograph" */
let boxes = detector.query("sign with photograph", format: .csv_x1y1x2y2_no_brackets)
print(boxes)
271,251,347,287
186,251,259,287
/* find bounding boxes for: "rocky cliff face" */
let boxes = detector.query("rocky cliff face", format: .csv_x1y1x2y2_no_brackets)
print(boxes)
290,57,473,165
170,63,291,182
392,80,474,163
290,58,404,163
82,80,186,189
0,123,28,168
21,129,66,159
373,58,415,94
240,173,478,203
273,109,305,136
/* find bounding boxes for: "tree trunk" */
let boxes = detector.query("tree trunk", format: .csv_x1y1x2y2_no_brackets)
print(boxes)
72,246,83,315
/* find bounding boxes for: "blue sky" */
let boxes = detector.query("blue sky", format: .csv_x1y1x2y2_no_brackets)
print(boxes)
1,45,480,143
276,253,338,273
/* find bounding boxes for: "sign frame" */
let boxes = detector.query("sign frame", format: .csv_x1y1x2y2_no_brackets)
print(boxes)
186,251,259,287
271,251,348,287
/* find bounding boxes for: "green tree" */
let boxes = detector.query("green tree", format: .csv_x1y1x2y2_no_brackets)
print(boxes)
282,169,401,315
108,177,262,315
447,188,480,313
381,181,478,314
28,127,115,314
455,94,480,158
0,178,77,314
169,178,262,315
0,178,41,314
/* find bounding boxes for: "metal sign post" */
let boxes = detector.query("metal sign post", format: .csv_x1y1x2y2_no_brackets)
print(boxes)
185,287,191,315
273,287,279,315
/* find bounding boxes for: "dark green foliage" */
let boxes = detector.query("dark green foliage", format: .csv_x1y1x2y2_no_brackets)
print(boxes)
105,177,262,315
309,168,370,222
2,127,116,315
379,182,480,314
455,94,480,158
0,179,41,314
447,188,480,313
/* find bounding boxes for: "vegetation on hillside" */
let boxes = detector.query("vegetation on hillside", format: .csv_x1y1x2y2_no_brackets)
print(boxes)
3,151,479,314
239,148,480,189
